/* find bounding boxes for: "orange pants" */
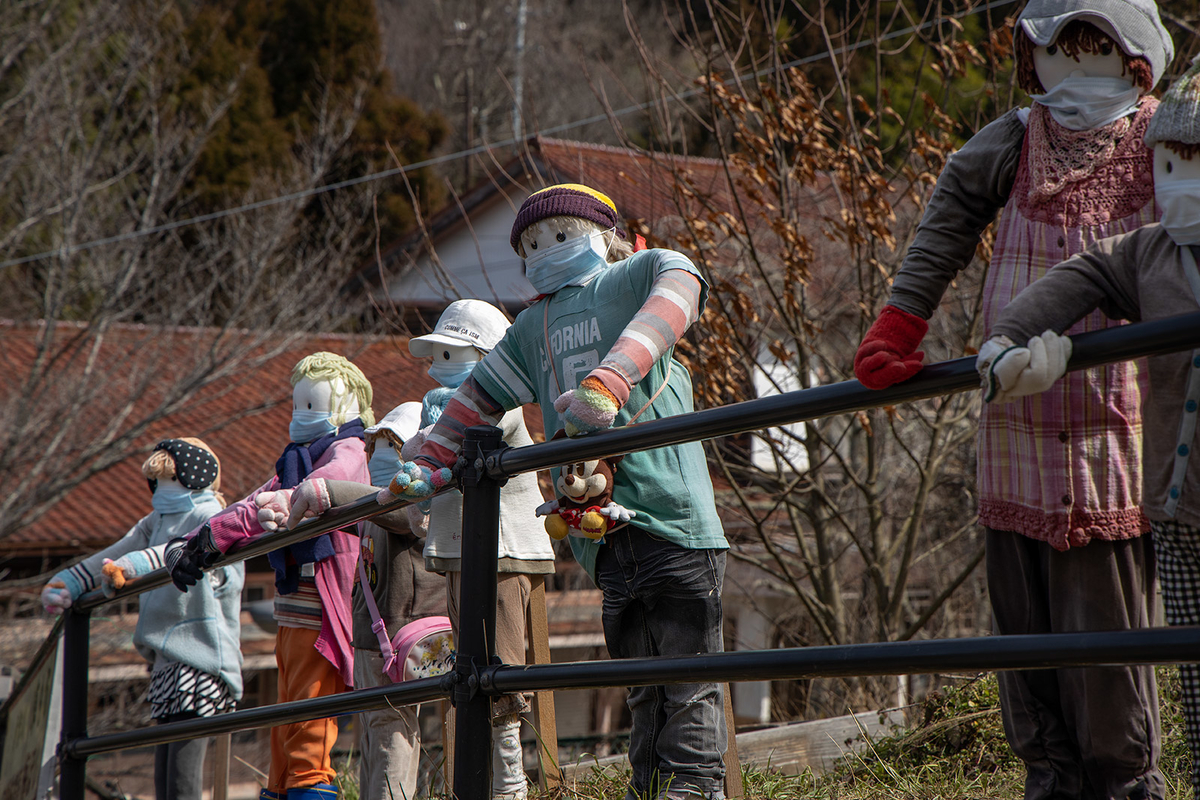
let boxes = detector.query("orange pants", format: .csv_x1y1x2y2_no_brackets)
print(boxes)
268,625,346,792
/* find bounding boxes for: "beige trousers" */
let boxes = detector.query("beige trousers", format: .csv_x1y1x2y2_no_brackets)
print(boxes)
354,649,421,800
446,571,533,719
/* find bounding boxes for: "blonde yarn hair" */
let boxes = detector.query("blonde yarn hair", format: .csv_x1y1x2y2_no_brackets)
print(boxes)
291,352,375,428
141,437,227,508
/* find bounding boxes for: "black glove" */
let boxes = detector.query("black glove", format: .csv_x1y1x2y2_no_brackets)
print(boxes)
164,526,221,592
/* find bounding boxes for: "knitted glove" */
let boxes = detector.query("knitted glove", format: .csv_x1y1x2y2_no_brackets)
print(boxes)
853,306,929,390
285,478,332,529
100,550,156,597
977,331,1072,404
556,375,623,437
376,461,453,505
165,526,221,592
41,580,73,615
255,488,295,532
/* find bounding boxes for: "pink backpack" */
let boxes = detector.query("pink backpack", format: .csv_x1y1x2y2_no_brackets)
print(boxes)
358,558,454,682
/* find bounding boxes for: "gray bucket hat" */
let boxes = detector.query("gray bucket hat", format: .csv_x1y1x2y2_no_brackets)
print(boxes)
1145,55,1200,147
1017,0,1175,88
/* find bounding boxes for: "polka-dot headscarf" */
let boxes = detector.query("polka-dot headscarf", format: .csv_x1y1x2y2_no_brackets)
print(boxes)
147,439,220,492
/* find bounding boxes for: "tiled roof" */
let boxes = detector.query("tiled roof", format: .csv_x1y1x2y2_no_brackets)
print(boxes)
3,322,544,557
364,136,820,292
534,137,737,228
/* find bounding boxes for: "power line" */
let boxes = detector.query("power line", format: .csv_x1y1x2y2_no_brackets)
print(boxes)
0,0,1015,271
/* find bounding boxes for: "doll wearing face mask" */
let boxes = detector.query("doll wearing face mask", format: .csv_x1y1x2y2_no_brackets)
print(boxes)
165,352,374,800
405,299,558,800
852,1,1174,797
377,185,730,800
41,439,243,800
976,57,1200,794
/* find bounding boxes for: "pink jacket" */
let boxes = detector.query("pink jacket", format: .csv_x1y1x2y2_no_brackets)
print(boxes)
194,437,369,686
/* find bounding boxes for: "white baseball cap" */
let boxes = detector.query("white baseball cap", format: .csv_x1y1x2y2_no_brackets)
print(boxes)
409,299,512,357
364,401,422,442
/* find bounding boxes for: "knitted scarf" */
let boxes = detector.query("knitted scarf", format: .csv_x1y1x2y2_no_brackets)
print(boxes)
268,418,366,594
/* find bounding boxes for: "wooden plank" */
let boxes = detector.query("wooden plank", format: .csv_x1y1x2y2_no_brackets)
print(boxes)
442,699,454,792
525,576,563,789
561,709,907,781
732,709,905,773
211,733,231,800
722,686,743,798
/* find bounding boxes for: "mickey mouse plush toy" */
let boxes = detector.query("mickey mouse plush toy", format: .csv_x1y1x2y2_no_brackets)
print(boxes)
537,433,632,541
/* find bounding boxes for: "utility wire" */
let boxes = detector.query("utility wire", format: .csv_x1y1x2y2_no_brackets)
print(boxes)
0,0,1016,271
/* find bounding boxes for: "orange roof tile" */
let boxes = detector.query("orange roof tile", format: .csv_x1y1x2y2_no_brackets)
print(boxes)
3,322,545,558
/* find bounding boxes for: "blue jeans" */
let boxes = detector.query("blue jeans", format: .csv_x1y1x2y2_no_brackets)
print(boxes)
594,527,727,800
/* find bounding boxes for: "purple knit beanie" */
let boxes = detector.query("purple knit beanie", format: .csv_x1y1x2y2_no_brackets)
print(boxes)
510,183,627,253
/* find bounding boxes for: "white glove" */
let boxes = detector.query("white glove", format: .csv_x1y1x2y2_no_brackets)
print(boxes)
41,580,73,615
285,478,333,529
978,331,1072,404
534,499,560,517
598,502,637,523
255,488,294,532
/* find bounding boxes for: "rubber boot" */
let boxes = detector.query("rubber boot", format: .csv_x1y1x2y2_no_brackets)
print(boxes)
284,783,339,799
492,716,528,800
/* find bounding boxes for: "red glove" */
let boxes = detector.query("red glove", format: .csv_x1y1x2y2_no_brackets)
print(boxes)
854,306,929,390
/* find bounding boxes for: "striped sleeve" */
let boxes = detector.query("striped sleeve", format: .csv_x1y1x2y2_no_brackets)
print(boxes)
53,514,156,599
596,266,703,400
417,375,509,470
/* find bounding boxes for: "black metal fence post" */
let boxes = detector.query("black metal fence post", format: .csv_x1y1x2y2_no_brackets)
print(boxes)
454,425,504,800
59,608,91,800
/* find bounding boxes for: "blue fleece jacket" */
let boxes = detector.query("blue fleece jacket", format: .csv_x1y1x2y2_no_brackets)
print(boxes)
54,497,244,700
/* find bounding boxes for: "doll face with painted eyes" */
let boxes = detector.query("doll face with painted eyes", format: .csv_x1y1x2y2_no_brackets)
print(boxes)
1154,143,1200,187
433,343,482,367
1033,26,1132,91
293,375,360,423
518,215,607,259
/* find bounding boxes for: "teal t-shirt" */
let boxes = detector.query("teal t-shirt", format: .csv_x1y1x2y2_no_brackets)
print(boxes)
474,248,728,579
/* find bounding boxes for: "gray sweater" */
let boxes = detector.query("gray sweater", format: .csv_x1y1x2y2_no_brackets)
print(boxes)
889,109,1025,319
991,224,1200,526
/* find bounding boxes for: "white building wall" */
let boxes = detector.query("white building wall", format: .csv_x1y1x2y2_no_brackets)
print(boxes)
388,200,537,308
750,349,810,473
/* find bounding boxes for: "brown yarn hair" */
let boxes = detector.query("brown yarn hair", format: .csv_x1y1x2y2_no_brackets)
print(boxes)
364,429,405,459
1015,20,1154,94
141,437,227,508
1162,141,1200,160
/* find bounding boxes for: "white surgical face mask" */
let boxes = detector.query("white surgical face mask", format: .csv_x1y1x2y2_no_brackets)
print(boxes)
1030,75,1140,131
368,442,403,489
524,228,614,294
1156,180,1200,246
289,410,336,443
152,481,213,514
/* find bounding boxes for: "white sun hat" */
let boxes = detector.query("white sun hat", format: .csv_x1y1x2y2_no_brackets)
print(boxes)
364,401,423,443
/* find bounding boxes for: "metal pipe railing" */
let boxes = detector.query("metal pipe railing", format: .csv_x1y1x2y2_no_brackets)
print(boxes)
47,310,1200,800
494,310,1200,476
73,490,417,611
64,674,452,759
482,626,1200,693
